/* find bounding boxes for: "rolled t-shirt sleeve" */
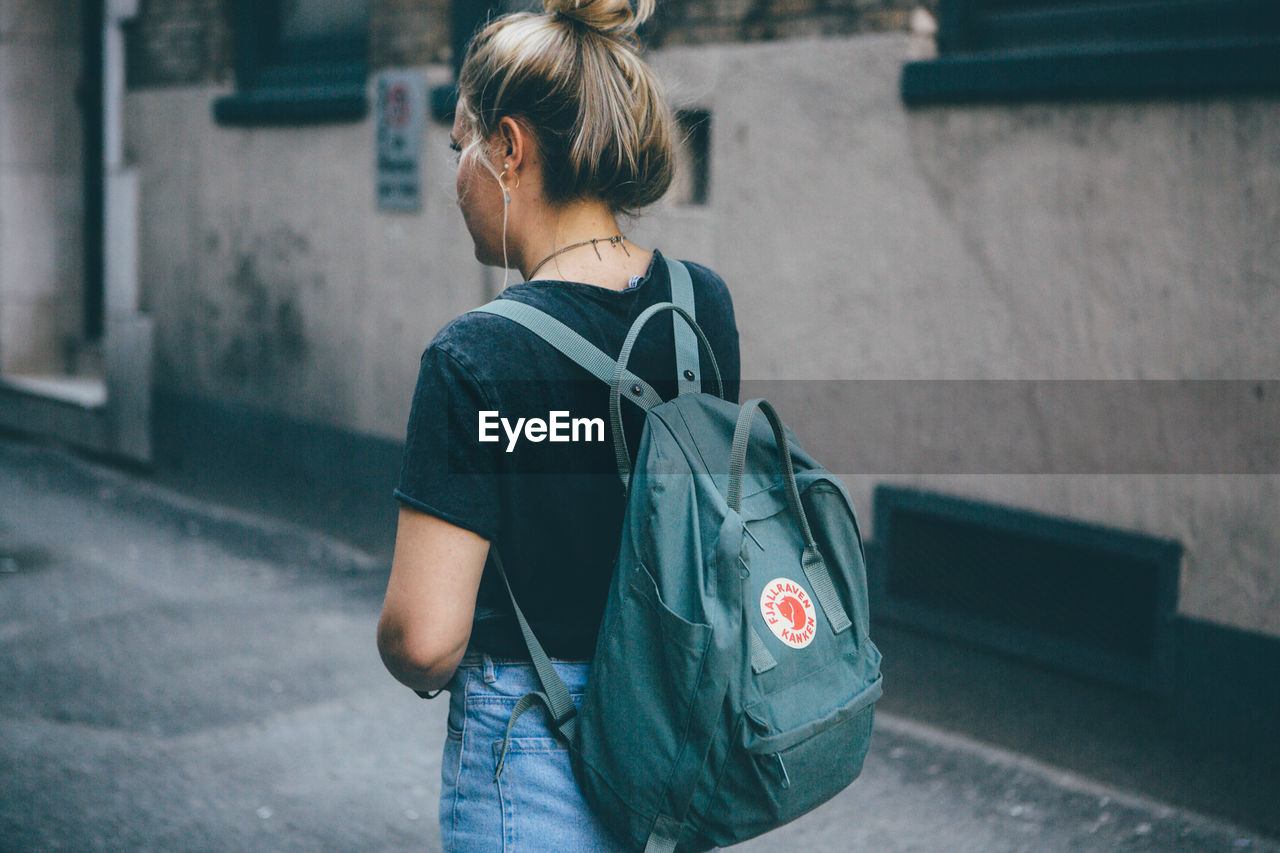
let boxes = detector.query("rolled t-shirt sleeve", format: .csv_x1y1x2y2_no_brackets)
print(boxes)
394,343,502,540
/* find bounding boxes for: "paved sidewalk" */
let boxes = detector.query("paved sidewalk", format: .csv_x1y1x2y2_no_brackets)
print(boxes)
1,437,1276,852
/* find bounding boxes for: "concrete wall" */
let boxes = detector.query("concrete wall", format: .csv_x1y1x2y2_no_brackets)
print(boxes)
0,2,85,375
128,65,478,438
126,34,1280,638
638,36,1280,640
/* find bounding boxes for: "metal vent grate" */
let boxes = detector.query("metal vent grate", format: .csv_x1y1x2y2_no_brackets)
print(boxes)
871,486,1182,691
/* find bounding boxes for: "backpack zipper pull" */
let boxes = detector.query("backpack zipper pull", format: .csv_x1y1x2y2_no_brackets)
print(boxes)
739,522,764,577
773,753,791,789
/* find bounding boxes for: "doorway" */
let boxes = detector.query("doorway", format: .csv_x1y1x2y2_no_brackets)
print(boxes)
0,2,105,406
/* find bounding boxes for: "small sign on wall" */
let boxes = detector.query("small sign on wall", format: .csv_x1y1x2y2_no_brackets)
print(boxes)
376,71,424,211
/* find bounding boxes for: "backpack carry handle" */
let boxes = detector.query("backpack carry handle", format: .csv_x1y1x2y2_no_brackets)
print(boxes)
610,302,725,489
727,399,810,535
728,399,854,635
666,258,703,398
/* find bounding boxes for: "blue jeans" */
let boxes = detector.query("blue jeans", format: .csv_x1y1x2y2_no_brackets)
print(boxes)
439,652,630,853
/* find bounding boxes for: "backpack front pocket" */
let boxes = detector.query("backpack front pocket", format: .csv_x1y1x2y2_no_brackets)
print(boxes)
744,676,879,826
698,667,881,844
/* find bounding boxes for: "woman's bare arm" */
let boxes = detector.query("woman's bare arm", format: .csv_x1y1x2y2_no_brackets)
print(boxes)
377,507,489,693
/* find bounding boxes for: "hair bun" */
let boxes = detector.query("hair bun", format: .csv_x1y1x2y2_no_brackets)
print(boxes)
544,0,654,35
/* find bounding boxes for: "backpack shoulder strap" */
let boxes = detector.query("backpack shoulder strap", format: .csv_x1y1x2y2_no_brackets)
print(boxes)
487,546,580,779
468,299,664,411
665,257,702,397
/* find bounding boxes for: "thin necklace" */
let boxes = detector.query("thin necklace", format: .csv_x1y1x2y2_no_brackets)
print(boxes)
526,235,628,281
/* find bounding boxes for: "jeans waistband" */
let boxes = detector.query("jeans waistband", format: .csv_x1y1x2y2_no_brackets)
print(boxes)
457,650,592,668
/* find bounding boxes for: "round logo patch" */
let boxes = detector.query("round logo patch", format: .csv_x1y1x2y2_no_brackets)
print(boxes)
760,578,817,649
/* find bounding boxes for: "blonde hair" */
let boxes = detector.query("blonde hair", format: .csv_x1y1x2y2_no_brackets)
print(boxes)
457,0,675,213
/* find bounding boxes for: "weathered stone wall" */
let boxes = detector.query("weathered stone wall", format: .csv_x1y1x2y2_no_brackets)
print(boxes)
124,30,1280,639
643,0,929,47
126,0,228,87
372,0,452,68
125,0,452,88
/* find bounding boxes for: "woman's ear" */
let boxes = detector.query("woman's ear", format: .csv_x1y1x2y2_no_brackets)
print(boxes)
497,116,528,172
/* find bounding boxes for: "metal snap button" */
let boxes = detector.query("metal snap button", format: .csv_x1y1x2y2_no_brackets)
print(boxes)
683,370,696,381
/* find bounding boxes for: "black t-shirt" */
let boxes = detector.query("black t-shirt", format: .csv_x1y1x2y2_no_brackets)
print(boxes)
394,250,740,659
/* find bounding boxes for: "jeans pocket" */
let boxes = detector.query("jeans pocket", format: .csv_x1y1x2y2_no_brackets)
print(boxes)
446,694,464,741
491,737,627,853
439,724,464,850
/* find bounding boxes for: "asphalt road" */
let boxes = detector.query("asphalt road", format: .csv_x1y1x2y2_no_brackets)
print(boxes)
2,436,1276,852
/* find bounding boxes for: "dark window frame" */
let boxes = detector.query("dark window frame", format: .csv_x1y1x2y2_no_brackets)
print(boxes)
215,0,370,126
902,0,1280,105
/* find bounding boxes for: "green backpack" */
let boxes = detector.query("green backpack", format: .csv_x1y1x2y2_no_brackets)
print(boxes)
471,258,882,852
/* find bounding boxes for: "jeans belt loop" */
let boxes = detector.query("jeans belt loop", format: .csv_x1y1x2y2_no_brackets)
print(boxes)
482,653,497,684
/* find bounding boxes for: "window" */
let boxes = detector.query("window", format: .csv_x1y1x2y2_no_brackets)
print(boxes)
215,0,370,125
671,109,711,207
902,0,1280,104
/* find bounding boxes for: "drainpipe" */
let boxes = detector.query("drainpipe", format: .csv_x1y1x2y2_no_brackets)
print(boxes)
102,0,153,462
82,0,104,342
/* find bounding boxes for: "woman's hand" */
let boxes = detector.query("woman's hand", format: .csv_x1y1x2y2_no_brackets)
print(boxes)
377,507,489,693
